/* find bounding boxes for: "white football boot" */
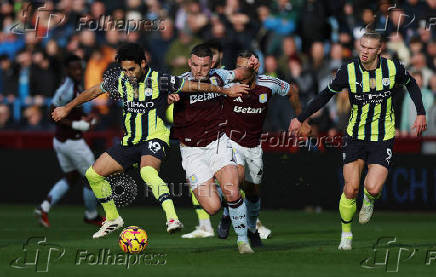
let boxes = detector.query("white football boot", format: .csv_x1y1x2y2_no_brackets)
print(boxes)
166,219,184,234
181,226,214,238
338,232,353,250
92,216,124,239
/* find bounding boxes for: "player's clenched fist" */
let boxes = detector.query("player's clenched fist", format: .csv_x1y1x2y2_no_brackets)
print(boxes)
52,106,70,122
167,94,180,104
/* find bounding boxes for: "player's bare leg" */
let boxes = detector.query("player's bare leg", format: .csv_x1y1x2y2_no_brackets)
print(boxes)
86,153,124,239
338,159,364,250
216,165,254,254
359,164,388,224
140,155,183,234
192,178,221,215
182,188,214,238
35,171,79,228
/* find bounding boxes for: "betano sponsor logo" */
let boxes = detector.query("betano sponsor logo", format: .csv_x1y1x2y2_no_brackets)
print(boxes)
233,106,264,114
189,93,221,104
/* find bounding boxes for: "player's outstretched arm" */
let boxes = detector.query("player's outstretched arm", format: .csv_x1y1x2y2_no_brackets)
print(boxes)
289,88,336,135
289,65,348,135
287,83,302,116
52,84,104,122
287,84,310,136
180,80,249,97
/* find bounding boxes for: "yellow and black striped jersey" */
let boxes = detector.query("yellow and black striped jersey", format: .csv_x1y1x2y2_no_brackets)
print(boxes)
327,57,413,141
102,66,185,146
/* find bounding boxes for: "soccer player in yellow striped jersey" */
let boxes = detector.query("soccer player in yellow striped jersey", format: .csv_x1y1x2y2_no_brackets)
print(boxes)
52,43,249,239
289,32,427,250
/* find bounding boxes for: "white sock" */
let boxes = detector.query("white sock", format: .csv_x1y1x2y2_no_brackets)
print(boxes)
199,219,212,230
41,200,50,213
84,210,98,220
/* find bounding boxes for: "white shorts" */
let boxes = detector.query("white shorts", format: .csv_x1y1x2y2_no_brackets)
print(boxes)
230,140,263,185
53,138,95,176
180,134,237,190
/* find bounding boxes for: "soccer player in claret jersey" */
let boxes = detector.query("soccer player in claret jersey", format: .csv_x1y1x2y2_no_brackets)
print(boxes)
52,43,248,239
289,32,427,250
222,50,305,247
35,54,104,228
170,43,257,253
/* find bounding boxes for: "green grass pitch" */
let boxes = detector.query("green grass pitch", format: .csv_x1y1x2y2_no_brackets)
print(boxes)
1,205,436,277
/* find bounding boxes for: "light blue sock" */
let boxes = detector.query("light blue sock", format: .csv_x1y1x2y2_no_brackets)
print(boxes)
222,206,229,217
215,183,224,200
228,197,248,243
245,197,261,233
82,187,98,215
47,178,69,206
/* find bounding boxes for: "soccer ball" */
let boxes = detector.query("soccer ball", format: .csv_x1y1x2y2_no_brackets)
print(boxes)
118,226,148,254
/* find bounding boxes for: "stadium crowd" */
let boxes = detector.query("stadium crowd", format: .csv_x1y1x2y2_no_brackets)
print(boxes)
0,0,435,144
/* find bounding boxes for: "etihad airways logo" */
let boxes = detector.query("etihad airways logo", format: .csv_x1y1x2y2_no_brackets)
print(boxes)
233,106,264,114
190,93,221,104
125,101,155,113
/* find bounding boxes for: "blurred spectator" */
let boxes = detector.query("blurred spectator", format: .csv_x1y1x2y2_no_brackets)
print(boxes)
329,90,350,134
30,50,57,105
426,39,436,71
277,36,304,74
264,55,284,79
146,18,174,72
85,49,110,115
423,75,436,153
299,0,346,53
0,32,25,60
264,0,300,55
16,49,31,104
22,105,47,131
400,71,434,136
410,52,432,87
0,54,18,103
286,57,317,109
0,103,16,130
166,30,201,75
409,36,424,56
402,0,429,31
352,8,376,41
